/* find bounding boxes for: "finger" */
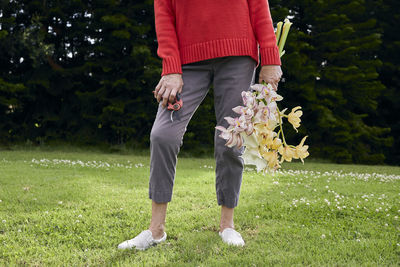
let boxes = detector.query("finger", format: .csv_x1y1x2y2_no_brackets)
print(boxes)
154,87,160,99
169,88,178,103
259,75,268,84
156,86,164,103
162,90,170,107
155,80,163,97
271,82,278,91
155,78,162,91
178,83,183,94
157,84,166,103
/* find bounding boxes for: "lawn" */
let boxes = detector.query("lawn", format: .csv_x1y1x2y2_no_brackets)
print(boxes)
0,148,399,266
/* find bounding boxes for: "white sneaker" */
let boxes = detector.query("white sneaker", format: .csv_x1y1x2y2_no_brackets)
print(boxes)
117,230,167,250
219,228,245,246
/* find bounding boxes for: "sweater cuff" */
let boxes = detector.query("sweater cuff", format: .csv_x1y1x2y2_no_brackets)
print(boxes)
161,57,182,76
260,46,281,66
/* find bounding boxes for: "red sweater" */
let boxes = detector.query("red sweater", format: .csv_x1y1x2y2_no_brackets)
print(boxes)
154,0,281,76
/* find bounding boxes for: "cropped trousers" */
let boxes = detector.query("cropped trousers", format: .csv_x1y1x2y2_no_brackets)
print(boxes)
149,56,256,208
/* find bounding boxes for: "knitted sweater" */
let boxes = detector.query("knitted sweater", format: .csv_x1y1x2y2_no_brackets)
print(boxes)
154,0,281,76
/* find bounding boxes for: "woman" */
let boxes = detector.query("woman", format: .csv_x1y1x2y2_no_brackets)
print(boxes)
118,0,282,250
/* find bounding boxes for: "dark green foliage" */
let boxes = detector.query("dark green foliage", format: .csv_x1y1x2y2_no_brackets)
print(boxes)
270,0,393,164
0,0,161,147
0,78,25,142
311,0,392,164
369,0,400,164
0,0,398,164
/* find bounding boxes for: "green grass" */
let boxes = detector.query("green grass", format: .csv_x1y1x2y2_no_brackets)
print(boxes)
0,148,399,266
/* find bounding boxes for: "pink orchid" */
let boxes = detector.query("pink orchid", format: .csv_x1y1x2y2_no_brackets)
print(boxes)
245,122,254,135
250,84,264,93
231,106,255,135
251,83,283,104
265,89,283,103
267,101,278,121
241,91,257,108
253,83,272,100
224,116,247,133
232,106,254,121
254,102,269,123
215,126,244,148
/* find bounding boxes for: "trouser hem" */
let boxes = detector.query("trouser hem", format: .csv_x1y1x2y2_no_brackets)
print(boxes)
149,190,172,203
217,194,239,209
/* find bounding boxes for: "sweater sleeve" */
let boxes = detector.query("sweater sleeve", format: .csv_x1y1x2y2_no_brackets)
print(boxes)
154,0,182,76
247,0,281,66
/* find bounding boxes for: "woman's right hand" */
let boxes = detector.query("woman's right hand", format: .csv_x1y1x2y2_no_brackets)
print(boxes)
154,74,184,108
259,65,283,91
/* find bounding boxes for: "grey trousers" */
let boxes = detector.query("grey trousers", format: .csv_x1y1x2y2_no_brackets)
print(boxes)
149,56,256,208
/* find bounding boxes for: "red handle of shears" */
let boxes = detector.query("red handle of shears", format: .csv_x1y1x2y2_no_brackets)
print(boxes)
167,93,183,111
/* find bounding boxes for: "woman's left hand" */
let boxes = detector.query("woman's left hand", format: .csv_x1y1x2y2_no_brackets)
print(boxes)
259,65,283,91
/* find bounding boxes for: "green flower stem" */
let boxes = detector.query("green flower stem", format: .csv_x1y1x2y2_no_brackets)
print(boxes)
276,106,288,146
277,129,282,138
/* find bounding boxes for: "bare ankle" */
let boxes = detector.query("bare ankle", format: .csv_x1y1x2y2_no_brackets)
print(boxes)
220,205,235,232
149,201,168,239
149,226,164,239
220,223,234,232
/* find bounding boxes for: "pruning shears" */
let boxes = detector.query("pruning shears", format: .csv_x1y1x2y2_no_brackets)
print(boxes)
167,93,183,122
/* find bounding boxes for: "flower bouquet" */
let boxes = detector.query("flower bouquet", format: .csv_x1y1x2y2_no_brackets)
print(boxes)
216,19,309,172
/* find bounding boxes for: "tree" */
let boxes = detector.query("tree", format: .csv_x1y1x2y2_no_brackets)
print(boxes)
369,0,400,164
271,0,392,164
0,0,397,164
0,0,162,147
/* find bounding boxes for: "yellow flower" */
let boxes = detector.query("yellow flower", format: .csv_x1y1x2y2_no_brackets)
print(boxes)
278,145,296,163
254,122,268,133
270,137,282,150
261,150,280,170
287,106,302,132
254,124,276,148
254,120,278,132
267,119,279,131
293,136,309,163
